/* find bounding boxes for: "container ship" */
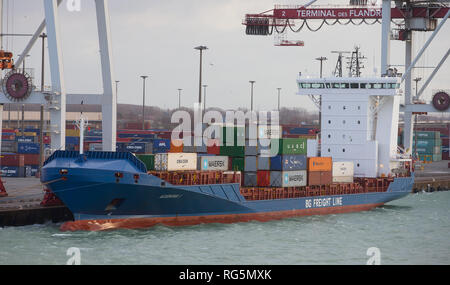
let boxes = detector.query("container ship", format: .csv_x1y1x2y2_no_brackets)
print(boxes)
41,75,415,231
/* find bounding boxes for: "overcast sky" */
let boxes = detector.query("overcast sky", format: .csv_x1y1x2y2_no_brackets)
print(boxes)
3,0,450,112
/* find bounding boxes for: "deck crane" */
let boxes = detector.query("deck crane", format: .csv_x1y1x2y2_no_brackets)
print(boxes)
242,0,450,154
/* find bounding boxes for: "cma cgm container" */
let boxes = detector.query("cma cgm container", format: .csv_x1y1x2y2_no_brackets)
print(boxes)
198,156,228,171
154,153,197,171
270,155,307,171
1,166,25,177
332,162,354,183
18,143,40,154
270,170,307,187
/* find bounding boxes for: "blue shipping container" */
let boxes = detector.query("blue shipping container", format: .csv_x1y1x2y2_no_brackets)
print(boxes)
124,143,146,153
270,155,307,171
152,139,170,153
18,143,40,154
16,136,36,143
289,128,311,135
1,166,25,177
66,136,80,145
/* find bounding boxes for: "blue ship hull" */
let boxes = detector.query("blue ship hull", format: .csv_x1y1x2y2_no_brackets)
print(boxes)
41,151,414,231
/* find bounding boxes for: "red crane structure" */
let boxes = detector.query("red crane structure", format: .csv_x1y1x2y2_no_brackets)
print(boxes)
243,0,450,155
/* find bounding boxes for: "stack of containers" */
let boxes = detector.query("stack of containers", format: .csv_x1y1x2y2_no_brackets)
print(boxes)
0,154,25,177
154,153,197,171
244,124,258,187
220,126,245,172
308,157,333,186
332,162,354,183
414,131,442,162
269,138,308,187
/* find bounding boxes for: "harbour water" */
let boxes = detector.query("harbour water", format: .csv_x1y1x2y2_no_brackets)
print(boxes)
0,191,449,265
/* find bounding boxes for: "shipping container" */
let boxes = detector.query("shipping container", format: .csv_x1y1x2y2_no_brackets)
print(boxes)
23,154,40,165
0,166,25,177
414,131,440,140
307,140,319,157
258,125,282,139
170,139,184,153
220,146,245,157
154,153,197,171
124,143,147,154
221,126,245,146
257,156,270,170
270,170,307,187
230,157,245,171
66,136,80,145
308,157,333,172
257,170,271,187
270,138,307,155
308,171,333,186
198,156,229,171
16,136,37,143
152,139,171,153
332,176,354,183
136,154,155,171
25,165,39,177
206,139,220,155
243,172,258,187
66,129,80,137
17,143,40,154
244,145,258,156
332,162,354,177
0,154,25,167
270,155,307,171
244,156,257,172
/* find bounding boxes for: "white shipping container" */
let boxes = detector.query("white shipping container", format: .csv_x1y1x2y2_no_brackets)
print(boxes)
155,153,197,171
199,156,229,171
332,176,354,183
332,162,354,177
258,125,282,139
307,139,318,157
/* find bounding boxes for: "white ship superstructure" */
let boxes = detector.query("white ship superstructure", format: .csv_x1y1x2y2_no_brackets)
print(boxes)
297,75,404,178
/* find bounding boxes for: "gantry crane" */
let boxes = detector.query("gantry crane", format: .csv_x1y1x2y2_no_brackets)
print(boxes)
243,0,450,154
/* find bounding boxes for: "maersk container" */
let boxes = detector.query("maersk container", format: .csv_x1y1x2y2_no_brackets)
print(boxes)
198,156,228,171
244,156,257,172
17,143,40,154
154,153,197,171
270,170,307,187
270,155,307,171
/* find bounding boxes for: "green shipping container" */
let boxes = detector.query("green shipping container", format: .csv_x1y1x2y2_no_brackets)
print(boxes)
136,154,155,171
433,154,442,162
270,138,307,155
220,146,245,157
414,131,440,140
231,157,245,171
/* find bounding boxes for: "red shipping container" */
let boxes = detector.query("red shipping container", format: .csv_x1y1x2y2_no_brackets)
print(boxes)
207,139,220,155
0,154,25,167
23,154,40,165
308,171,332,186
443,152,449,161
257,171,271,187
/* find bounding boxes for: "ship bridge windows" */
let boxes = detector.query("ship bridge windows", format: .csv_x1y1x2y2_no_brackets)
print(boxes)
299,81,399,89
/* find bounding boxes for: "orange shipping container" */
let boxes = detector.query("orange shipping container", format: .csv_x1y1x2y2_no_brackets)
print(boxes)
308,157,332,172
170,139,184,153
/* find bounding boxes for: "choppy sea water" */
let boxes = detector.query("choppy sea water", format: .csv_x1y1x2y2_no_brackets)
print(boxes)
0,191,449,265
